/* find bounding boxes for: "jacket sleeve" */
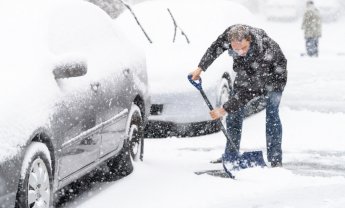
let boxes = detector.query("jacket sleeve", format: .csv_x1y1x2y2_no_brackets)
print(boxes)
268,39,287,92
198,27,231,71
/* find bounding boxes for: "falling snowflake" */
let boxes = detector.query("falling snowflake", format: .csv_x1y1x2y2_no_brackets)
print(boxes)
275,66,285,74
264,52,273,61
251,62,259,69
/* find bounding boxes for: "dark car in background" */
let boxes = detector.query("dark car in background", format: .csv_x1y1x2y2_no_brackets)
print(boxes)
0,0,150,207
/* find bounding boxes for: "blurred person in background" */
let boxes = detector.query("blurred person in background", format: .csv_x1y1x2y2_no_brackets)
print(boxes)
302,0,322,57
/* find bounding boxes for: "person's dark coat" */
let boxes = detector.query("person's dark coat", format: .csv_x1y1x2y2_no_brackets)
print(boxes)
198,24,287,113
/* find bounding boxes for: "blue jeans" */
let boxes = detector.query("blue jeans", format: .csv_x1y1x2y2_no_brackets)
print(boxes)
225,91,283,163
306,37,319,57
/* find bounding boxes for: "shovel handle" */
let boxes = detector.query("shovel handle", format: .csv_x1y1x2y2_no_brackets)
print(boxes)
187,74,238,152
187,75,213,110
187,74,203,91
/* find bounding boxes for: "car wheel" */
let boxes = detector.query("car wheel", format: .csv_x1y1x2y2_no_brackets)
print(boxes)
16,142,52,208
128,104,144,162
106,139,133,178
106,104,144,178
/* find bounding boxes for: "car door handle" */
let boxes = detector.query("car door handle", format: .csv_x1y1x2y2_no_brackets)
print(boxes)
90,82,100,92
123,68,130,77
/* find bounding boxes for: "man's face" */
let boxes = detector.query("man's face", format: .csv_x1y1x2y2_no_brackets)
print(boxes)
231,39,251,56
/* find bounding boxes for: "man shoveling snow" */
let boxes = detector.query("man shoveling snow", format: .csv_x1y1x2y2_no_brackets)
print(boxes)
190,24,287,168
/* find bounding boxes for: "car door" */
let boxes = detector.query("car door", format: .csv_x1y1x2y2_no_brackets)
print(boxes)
47,2,115,179
97,67,133,158
48,1,135,175
51,73,103,179
84,18,135,158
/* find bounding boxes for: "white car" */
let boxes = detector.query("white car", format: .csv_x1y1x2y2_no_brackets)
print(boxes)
115,0,259,137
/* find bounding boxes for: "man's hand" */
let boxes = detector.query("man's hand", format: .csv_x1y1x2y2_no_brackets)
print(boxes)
190,67,203,80
209,107,227,120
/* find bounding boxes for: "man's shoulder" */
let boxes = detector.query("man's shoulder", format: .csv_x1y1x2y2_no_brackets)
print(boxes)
248,26,269,53
249,26,267,38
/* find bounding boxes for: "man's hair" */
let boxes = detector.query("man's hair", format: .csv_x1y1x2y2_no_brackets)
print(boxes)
307,1,314,5
227,25,251,42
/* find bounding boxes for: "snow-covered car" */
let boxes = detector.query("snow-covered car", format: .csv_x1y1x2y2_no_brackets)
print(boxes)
262,0,303,21
0,0,150,207
115,0,258,137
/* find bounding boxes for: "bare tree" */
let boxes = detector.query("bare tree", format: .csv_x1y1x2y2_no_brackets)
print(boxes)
167,8,190,44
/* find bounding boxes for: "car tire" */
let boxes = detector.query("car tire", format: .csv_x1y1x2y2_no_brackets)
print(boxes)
16,142,53,208
106,139,133,178
127,104,144,162
106,104,144,178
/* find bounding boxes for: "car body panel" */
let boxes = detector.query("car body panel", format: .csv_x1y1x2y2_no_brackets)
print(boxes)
0,154,23,208
52,78,104,179
146,45,233,123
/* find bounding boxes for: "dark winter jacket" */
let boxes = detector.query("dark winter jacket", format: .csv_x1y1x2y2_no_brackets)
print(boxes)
198,24,287,113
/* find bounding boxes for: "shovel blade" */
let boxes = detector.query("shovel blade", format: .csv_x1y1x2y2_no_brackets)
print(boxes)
240,151,266,168
222,151,266,178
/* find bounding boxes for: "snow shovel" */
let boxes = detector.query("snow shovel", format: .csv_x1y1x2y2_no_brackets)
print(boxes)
187,75,266,178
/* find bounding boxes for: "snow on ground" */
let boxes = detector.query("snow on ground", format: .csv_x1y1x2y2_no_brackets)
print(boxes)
60,6,345,208
61,108,345,208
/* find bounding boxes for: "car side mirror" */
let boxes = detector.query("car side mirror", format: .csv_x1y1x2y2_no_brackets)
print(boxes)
53,61,87,79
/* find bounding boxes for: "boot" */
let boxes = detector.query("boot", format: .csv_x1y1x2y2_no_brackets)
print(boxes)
271,161,282,168
210,157,222,164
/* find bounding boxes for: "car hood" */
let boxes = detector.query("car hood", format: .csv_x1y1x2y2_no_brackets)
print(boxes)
146,43,232,96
